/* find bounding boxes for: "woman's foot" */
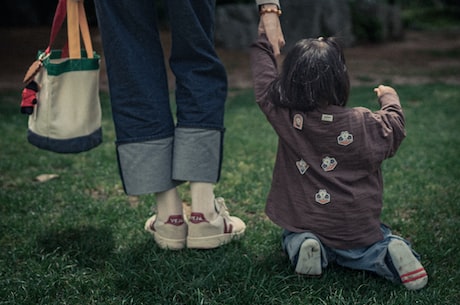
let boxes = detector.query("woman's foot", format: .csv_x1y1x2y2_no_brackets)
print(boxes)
187,197,246,249
145,214,187,250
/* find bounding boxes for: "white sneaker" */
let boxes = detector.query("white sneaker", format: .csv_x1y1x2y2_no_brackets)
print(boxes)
388,239,428,290
295,239,322,276
144,214,187,250
187,197,246,249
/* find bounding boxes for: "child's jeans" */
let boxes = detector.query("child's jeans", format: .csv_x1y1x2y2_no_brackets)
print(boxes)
282,224,421,283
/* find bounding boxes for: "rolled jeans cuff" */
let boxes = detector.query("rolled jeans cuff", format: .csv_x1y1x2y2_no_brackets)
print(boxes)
117,137,180,195
173,127,223,183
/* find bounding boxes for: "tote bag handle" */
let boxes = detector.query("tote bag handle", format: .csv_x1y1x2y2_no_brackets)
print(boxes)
46,0,94,59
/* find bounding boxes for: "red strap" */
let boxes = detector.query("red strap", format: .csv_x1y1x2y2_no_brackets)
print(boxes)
46,0,67,54
61,42,69,58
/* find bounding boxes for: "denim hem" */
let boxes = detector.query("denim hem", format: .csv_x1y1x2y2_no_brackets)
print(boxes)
117,137,177,195
172,128,223,182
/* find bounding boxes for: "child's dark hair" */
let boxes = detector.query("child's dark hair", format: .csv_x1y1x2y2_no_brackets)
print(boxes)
269,37,350,111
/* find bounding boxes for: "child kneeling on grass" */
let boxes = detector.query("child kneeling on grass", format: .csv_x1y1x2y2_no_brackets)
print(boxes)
250,32,428,290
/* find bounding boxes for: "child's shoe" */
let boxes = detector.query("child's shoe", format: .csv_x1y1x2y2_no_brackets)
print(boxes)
187,197,246,249
388,239,428,290
295,239,322,276
144,214,187,250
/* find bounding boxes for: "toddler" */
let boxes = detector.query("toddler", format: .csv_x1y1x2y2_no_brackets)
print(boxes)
250,33,428,290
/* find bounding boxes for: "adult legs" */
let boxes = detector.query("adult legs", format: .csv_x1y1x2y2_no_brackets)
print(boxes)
167,0,227,185
166,0,245,248
94,0,186,249
94,0,179,195
167,0,226,209
95,0,244,249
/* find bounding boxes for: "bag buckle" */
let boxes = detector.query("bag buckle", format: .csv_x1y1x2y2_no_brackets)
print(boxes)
23,52,51,84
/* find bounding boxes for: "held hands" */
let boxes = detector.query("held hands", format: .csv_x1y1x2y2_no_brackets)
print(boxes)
374,85,397,98
258,4,285,56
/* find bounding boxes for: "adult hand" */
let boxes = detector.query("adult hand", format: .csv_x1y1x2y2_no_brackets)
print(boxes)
258,4,285,56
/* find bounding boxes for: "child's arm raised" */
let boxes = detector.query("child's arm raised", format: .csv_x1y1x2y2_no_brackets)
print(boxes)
372,84,406,159
250,34,278,105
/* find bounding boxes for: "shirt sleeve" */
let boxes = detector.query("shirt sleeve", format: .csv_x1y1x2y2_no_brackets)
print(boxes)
250,34,278,106
361,92,406,162
255,0,280,7
375,91,406,158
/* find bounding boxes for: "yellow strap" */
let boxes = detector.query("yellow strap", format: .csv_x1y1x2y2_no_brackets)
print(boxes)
67,0,94,59
67,0,81,59
78,1,94,58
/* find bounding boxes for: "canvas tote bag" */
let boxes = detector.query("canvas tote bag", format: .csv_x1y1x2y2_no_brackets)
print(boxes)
21,0,102,153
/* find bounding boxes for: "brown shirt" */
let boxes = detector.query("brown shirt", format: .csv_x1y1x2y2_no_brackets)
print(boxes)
250,35,406,249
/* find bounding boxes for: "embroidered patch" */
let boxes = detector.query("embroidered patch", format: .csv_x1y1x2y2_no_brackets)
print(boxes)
321,156,337,172
315,189,331,204
293,113,303,130
296,159,309,175
337,131,354,146
321,114,333,122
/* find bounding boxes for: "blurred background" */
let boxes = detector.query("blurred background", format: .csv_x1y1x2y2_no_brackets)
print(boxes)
1,0,459,91
2,0,459,43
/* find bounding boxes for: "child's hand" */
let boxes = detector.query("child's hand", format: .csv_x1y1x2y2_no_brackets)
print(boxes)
374,85,397,98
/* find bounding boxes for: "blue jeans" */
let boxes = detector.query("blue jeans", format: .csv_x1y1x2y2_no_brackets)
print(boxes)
282,224,421,283
94,0,227,194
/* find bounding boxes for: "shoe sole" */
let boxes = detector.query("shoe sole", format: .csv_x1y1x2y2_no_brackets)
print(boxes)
187,229,245,249
388,239,428,290
153,234,186,251
295,239,322,276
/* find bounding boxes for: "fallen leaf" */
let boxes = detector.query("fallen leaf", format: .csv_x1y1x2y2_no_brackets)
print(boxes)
35,174,59,183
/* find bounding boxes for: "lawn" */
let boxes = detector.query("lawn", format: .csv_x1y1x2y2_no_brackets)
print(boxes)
0,84,459,304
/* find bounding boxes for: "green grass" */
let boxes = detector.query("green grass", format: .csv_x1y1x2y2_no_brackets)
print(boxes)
1,84,459,304
402,6,460,30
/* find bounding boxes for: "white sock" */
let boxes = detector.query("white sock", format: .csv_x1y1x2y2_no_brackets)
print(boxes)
155,187,183,222
190,182,217,220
